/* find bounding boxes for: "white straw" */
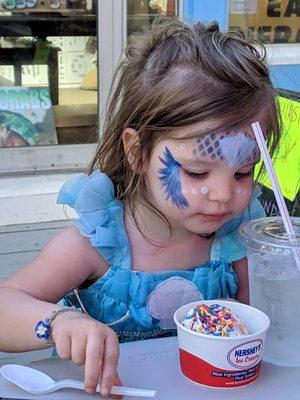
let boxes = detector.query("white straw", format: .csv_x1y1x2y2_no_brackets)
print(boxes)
251,122,300,271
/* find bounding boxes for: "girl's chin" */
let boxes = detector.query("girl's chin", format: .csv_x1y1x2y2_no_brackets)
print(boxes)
182,216,226,235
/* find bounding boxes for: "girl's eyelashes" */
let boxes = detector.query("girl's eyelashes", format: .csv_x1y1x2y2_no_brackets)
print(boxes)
183,169,208,180
182,167,255,180
234,169,254,180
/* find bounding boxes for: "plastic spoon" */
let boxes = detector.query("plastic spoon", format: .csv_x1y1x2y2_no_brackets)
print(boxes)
0,364,156,397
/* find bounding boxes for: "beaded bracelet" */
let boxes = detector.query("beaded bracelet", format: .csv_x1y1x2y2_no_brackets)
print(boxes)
34,306,83,344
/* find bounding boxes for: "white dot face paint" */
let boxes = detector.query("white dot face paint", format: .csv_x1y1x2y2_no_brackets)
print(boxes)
182,188,188,194
180,143,186,150
191,187,197,194
200,186,208,195
236,187,242,194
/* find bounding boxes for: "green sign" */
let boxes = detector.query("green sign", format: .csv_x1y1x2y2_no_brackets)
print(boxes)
256,96,299,201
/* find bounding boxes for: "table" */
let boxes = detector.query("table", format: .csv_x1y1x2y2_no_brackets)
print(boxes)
1,336,300,400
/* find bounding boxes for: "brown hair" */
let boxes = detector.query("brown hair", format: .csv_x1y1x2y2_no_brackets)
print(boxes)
88,17,281,234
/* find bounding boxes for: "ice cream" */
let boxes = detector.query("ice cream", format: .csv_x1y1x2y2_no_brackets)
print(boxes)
181,303,248,337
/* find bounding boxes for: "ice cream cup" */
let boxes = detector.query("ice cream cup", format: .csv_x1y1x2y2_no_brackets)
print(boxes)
174,300,270,388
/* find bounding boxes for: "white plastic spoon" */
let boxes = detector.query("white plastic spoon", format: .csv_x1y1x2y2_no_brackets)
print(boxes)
0,364,156,397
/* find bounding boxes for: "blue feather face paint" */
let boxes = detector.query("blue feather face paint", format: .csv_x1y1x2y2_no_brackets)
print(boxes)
194,131,259,168
158,147,189,209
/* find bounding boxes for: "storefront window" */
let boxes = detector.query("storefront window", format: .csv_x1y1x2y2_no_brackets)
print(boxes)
229,0,299,44
127,0,178,36
0,8,97,150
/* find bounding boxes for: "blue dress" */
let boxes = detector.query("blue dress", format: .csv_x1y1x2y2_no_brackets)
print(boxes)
57,171,265,342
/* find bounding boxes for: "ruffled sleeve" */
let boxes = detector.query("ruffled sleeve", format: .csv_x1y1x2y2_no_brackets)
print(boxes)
211,186,266,263
57,171,132,269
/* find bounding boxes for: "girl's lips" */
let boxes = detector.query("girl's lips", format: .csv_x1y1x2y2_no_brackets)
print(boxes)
198,213,228,222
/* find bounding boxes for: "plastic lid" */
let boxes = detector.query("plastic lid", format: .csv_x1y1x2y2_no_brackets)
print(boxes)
239,216,300,256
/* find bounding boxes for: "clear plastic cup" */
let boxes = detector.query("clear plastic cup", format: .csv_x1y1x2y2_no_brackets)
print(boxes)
174,300,270,388
239,216,300,367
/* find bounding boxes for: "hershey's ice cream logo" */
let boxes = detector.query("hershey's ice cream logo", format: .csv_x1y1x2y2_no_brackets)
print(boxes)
227,339,263,369
234,344,262,357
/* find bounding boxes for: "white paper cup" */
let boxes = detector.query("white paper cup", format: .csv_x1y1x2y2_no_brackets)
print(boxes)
174,300,270,388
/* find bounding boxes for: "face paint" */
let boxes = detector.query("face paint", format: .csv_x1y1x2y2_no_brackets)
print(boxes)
200,186,208,195
194,132,223,161
219,132,259,169
158,147,189,209
194,131,259,169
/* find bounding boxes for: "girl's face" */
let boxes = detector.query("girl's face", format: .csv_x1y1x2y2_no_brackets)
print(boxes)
145,121,261,235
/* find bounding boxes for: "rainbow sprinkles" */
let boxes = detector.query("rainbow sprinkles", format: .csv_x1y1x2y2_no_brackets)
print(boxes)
181,303,249,337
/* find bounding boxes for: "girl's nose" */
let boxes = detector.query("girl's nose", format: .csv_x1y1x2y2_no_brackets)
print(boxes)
207,181,232,204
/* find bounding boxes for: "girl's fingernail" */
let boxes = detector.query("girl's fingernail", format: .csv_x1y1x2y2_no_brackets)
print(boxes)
85,387,94,394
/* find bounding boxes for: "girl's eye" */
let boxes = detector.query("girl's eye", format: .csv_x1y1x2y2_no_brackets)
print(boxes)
184,169,208,180
235,170,254,180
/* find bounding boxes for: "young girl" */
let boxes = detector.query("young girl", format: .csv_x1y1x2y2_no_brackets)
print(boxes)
0,18,280,398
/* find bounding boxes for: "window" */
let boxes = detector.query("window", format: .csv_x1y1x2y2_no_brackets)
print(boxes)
229,0,299,44
229,0,300,94
127,0,179,36
0,0,124,174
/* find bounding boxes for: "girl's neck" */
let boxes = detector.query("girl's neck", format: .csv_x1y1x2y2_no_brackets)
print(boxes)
124,200,212,271
124,199,194,245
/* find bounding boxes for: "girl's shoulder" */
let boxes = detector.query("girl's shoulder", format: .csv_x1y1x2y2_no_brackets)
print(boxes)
57,171,131,269
57,171,116,209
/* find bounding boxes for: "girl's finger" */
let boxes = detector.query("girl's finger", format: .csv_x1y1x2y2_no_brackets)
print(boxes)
70,334,87,365
114,371,122,386
99,335,119,397
84,334,104,393
54,334,71,360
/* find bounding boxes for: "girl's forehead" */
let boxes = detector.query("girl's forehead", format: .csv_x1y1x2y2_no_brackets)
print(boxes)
163,128,257,150
171,124,256,141
157,128,260,168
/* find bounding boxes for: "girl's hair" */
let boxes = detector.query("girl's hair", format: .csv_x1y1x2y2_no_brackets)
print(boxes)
88,17,281,235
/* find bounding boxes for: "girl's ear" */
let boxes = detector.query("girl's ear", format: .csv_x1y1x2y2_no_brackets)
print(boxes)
122,128,140,171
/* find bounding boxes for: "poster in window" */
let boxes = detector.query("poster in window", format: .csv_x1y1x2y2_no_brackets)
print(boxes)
0,86,58,148
229,0,300,43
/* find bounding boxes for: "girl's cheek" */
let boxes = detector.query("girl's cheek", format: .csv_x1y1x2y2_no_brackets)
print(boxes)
181,182,209,204
234,182,253,204
234,186,252,196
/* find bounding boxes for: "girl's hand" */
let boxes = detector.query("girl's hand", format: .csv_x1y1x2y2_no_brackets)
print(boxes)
51,311,120,397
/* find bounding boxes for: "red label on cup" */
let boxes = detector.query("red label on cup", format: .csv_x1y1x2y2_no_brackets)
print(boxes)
179,348,261,388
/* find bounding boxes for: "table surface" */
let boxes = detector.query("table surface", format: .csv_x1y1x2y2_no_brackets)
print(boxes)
0,336,300,400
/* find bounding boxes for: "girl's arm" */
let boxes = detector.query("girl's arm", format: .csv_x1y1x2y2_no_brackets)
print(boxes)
232,257,250,305
0,226,108,351
0,226,121,397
